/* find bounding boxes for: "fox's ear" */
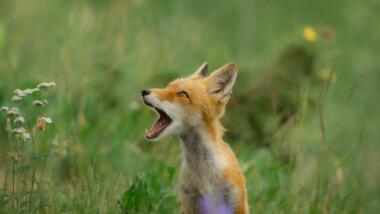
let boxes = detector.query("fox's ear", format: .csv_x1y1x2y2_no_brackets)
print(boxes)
192,62,208,78
207,63,238,103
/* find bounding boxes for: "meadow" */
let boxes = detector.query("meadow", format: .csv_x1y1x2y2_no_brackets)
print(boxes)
0,0,379,213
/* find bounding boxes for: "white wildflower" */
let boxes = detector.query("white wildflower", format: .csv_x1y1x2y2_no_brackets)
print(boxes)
37,83,50,89
14,116,25,124
49,82,56,88
40,117,52,124
14,89,26,97
13,88,39,98
12,127,26,134
12,127,31,142
7,107,20,117
33,100,45,107
22,132,31,141
24,88,39,95
0,106,9,112
12,95,23,102
37,82,56,90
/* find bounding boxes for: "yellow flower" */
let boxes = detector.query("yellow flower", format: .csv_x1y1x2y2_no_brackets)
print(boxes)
303,26,318,42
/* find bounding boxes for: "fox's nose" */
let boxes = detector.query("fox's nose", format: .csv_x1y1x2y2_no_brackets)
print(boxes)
141,89,151,96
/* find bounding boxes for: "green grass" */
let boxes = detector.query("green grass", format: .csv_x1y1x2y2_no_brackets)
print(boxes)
0,0,379,213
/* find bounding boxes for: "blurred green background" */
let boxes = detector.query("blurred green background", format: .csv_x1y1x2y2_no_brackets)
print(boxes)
0,0,379,213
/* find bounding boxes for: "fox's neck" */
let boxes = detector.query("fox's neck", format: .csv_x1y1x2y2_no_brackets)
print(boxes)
179,121,224,173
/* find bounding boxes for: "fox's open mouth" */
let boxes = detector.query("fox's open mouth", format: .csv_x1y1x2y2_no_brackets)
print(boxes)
143,101,172,139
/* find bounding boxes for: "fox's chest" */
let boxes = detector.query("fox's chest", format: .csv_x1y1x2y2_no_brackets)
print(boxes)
180,136,227,195
180,165,236,213
181,162,221,194
179,131,240,212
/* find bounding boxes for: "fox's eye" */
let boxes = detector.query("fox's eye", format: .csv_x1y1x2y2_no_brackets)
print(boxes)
177,91,189,99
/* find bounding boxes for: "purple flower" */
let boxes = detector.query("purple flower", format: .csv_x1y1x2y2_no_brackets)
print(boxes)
199,195,233,214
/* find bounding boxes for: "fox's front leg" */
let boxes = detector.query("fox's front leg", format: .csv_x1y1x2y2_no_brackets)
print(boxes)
180,184,201,214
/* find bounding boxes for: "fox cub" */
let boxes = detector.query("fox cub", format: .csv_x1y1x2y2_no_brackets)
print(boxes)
141,63,248,213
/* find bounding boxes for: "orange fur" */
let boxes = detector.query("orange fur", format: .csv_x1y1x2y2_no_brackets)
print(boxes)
144,63,248,213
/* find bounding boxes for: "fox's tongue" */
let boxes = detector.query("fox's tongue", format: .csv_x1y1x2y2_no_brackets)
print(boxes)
145,112,171,139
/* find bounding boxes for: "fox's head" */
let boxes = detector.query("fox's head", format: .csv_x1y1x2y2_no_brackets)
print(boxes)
141,63,238,141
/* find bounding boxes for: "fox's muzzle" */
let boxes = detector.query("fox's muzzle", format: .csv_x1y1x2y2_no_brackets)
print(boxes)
141,89,151,96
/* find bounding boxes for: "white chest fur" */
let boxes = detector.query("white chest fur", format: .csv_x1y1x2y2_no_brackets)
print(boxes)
179,128,241,213
179,129,228,196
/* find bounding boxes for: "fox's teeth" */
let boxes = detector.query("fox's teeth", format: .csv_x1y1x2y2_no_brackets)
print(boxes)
145,129,149,135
